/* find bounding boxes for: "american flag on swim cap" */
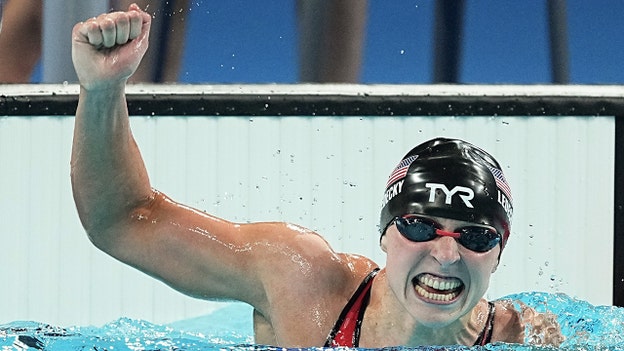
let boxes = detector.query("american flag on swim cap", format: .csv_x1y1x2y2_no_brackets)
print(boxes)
386,155,419,188
487,165,513,203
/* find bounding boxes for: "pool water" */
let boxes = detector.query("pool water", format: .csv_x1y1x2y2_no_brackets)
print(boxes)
2,292,624,350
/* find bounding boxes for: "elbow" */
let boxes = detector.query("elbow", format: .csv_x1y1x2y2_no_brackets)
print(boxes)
75,188,161,251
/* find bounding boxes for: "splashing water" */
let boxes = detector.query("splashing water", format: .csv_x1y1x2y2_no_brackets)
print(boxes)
506,291,624,349
1,292,624,350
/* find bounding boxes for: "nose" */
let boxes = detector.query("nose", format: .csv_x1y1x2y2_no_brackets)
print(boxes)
430,236,461,267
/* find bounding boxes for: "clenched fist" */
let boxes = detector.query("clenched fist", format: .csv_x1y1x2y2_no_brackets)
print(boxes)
71,3,151,90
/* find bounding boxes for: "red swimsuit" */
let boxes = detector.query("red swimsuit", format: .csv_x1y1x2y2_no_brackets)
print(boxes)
324,269,496,347
324,269,379,347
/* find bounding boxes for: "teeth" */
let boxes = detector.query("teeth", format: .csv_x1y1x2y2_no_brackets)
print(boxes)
414,275,463,302
418,274,462,291
415,285,459,302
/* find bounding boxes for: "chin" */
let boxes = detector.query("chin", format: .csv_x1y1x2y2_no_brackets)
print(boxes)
407,275,478,326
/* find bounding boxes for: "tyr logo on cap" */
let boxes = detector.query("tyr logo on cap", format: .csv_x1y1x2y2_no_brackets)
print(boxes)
425,183,475,208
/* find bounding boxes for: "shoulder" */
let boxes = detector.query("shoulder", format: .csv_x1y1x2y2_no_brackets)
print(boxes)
241,221,378,296
244,221,377,273
245,223,379,344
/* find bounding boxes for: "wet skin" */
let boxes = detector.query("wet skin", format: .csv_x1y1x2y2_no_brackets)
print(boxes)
70,6,562,347
380,215,500,329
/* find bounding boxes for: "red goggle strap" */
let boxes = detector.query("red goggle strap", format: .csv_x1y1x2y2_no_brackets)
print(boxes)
434,228,461,238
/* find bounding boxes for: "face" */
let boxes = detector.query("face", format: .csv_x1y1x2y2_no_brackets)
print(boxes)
381,214,500,328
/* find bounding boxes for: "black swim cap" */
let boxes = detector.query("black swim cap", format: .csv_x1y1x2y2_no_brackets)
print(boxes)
379,138,513,250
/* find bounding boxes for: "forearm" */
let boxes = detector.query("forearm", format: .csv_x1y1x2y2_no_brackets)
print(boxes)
71,84,153,236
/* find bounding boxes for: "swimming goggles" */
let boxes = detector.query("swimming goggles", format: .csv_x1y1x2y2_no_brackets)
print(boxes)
394,215,501,253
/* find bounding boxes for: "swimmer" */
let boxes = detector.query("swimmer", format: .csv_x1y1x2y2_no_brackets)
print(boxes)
70,5,564,347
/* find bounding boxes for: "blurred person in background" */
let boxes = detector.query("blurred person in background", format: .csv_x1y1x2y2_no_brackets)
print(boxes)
0,0,367,83
0,0,186,83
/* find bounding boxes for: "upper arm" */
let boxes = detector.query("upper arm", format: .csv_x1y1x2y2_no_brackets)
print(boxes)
88,190,340,307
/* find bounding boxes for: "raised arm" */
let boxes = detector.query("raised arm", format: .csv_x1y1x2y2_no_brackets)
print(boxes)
70,4,268,301
71,4,152,248
70,5,362,312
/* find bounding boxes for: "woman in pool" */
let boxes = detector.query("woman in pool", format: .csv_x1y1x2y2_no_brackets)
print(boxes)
70,5,563,347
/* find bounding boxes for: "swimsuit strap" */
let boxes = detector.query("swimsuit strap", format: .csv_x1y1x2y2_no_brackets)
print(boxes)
474,301,496,346
324,268,380,347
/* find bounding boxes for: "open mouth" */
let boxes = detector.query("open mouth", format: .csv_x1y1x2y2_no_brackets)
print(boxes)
413,273,464,303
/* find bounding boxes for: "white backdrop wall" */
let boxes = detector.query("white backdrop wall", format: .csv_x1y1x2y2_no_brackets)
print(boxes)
0,112,614,327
